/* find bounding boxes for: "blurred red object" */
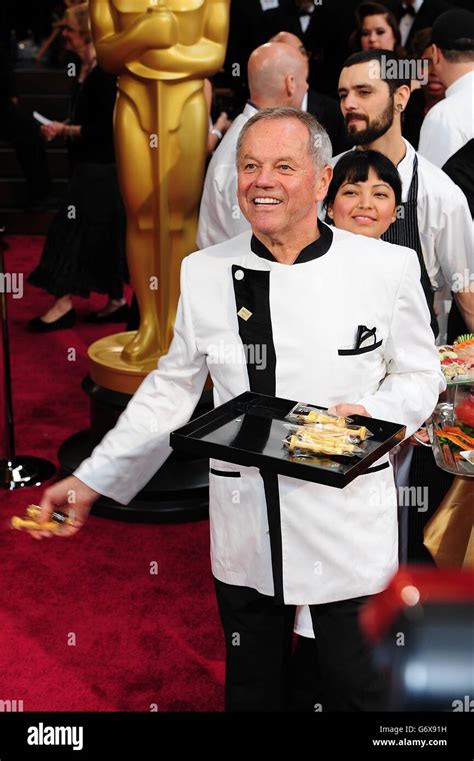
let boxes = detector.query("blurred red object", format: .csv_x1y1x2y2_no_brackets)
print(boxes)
360,567,474,643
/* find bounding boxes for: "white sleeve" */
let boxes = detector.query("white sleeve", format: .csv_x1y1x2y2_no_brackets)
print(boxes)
418,108,462,168
197,162,250,249
432,184,474,292
73,258,208,504
356,250,446,437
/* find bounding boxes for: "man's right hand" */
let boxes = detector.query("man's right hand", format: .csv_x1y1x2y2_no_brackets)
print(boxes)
29,476,100,540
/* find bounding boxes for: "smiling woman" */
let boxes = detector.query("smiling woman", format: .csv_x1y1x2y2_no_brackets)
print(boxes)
324,149,402,239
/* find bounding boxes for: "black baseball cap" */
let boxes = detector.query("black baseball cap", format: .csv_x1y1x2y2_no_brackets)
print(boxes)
430,9,474,51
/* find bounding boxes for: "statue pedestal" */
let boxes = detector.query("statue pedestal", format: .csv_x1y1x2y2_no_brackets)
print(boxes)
88,331,158,394
58,374,212,523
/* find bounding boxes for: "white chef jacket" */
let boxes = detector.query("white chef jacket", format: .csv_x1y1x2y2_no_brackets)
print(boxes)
74,224,444,606
197,103,257,249
332,139,474,292
418,71,474,170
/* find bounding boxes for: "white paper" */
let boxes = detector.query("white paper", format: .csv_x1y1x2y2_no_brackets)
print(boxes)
260,0,279,10
33,111,53,125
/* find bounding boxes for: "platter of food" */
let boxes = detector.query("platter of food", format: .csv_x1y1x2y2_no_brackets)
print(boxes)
170,392,406,488
431,387,474,476
439,334,474,384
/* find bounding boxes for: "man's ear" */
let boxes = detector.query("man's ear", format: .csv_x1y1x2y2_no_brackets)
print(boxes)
285,74,295,97
395,84,411,112
431,43,442,67
316,164,333,203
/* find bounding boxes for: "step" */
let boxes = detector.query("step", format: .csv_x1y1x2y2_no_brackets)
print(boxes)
0,178,67,208
0,147,69,180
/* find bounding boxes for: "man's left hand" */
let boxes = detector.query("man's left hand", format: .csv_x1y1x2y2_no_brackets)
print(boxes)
327,403,371,418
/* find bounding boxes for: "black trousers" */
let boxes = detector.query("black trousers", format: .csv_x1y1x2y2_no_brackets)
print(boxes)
214,578,387,712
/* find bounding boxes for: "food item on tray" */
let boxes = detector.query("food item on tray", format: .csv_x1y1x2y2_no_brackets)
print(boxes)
286,404,348,427
11,504,73,533
283,401,376,458
306,422,371,441
286,434,357,456
438,334,474,382
284,429,364,457
287,453,344,469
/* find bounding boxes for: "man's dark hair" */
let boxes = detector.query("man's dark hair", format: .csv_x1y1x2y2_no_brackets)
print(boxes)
441,46,474,64
431,8,474,62
341,49,411,94
324,149,402,213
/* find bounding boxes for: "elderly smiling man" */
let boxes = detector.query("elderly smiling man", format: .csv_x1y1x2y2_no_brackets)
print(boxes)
31,108,444,712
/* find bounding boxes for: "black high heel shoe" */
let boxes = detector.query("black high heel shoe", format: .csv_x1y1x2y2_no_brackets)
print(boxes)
28,308,76,333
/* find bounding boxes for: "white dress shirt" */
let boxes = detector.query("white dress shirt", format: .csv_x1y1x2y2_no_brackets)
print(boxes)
196,103,257,250
418,70,474,169
399,0,424,47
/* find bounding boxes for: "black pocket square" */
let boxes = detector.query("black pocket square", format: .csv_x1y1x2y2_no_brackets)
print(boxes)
337,325,382,356
356,324,377,349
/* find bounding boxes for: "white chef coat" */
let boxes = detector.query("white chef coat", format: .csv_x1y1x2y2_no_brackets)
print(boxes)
332,139,474,292
197,103,257,250
75,224,444,606
418,71,474,169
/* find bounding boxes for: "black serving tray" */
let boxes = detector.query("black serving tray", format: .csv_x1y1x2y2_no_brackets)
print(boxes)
170,392,406,488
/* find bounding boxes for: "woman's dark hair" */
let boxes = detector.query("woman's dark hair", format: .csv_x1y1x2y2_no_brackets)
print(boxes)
324,150,402,216
350,2,405,56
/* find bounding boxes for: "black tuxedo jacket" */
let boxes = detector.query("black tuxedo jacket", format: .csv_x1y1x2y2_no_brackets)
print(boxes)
259,0,361,97
385,0,456,51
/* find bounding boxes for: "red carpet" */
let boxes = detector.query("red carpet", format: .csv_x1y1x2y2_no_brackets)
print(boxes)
0,235,224,712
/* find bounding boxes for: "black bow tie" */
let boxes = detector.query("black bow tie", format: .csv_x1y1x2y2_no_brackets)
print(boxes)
399,3,416,17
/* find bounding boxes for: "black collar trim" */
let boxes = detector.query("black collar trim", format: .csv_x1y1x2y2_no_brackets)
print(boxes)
250,220,333,264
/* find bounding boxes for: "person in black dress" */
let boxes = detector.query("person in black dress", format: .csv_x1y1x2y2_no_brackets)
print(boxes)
28,2,127,331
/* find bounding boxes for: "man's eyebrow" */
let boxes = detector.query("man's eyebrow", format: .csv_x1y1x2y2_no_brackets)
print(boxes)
338,83,375,93
240,155,297,163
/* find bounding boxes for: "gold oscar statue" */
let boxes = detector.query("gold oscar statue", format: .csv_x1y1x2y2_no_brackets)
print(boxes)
88,0,229,393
